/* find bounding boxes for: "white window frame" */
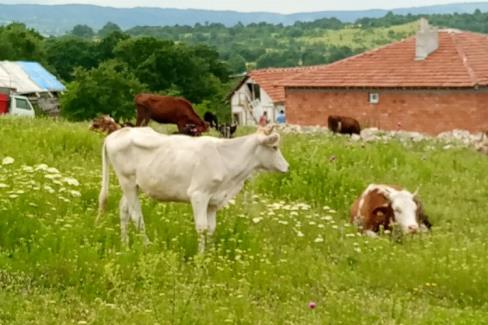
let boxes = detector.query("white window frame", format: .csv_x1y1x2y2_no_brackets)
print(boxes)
369,92,380,104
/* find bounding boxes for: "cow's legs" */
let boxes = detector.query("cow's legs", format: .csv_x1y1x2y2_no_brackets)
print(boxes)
176,121,186,133
136,106,151,127
190,192,210,253
122,183,150,245
207,205,218,236
119,195,130,245
205,205,218,248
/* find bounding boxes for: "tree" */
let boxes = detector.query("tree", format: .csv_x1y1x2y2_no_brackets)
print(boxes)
115,37,229,103
226,53,247,73
256,50,299,68
0,23,45,62
44,37,99,82
70,24,95,38
96,31,130,62
61,60,147,121
98,22,122,38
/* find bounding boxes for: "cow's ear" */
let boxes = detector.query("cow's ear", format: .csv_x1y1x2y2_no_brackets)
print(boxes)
413,196,432,229
257,124,275,135
259,133,280,146
373,203,393,222
376,186,394,201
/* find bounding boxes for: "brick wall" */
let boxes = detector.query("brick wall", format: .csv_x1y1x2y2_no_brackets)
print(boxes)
285,88,488,134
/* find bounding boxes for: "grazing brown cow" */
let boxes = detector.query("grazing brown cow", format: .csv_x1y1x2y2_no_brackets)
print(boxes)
328,115,361,135
350,184,431,236
135,94,208,136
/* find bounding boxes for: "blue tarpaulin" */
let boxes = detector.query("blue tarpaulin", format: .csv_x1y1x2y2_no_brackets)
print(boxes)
17,61,65,92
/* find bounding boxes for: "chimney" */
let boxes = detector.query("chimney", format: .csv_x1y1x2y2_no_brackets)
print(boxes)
415,18,439,60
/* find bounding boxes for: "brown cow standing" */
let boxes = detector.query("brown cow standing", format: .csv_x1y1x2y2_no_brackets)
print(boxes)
135,94,209,136
350,184,431,236
328,115,361,135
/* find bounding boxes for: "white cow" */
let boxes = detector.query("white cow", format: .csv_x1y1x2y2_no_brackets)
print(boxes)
98,125,289,251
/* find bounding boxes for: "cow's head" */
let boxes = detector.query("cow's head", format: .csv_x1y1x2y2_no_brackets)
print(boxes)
180,123,199,136
377,186,429,234
197,121,210,134
255,125,289,173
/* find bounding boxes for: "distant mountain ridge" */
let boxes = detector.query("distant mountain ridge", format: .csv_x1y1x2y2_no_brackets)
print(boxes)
1,2,488,35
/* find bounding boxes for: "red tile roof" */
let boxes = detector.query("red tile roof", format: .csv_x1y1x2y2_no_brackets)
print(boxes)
247,65,325,103
284,30,488,89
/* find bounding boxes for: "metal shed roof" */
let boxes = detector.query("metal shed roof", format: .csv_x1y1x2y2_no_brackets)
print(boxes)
0,61,65,94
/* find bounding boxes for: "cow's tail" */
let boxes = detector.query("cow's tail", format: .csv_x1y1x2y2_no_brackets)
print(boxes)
97,140,110,221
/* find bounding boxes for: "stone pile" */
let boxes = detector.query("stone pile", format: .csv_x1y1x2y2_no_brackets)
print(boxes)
276,124,488,153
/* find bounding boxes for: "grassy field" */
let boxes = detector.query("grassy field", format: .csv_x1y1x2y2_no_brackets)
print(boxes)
0,117,487,324
299,22,418,50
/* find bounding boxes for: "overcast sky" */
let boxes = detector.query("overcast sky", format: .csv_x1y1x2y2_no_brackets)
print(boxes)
1,0,483,13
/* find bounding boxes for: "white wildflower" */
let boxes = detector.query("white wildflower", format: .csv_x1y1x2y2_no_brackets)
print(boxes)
21,165,34,172
43,185,55,193
2,157,14,165
314,236,324,243
46,167,60,174
296,231,304,237
35,164,49,171
0,183,9,188
252,217,262,224
8,194,18,199
69,190,81,197
45,174,61,180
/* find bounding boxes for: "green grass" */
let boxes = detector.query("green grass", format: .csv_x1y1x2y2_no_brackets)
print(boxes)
0,117,488,324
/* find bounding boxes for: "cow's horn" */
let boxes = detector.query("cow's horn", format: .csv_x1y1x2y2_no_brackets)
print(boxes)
412,186,420,196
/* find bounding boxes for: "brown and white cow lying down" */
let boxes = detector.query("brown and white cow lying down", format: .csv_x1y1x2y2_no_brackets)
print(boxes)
328,115,361,135
350,184,432,236
98,125,289,252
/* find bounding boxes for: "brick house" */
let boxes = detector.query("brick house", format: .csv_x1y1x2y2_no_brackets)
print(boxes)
283,20,488,134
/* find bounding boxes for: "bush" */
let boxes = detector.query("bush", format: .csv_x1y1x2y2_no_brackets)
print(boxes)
60,60,147,121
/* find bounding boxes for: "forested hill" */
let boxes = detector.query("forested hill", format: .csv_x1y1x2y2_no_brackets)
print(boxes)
125,10,488,72
1,2,488,35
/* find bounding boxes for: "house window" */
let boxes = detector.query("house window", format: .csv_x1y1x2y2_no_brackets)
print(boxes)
369,92,379,104
247,83,261,100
